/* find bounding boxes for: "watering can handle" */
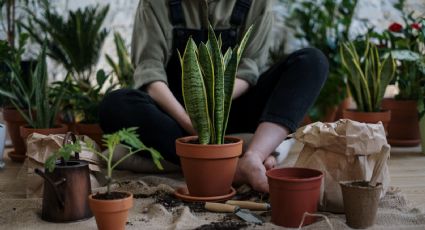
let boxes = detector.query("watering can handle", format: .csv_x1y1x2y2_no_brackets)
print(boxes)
34,168,66,209
62,132,80,160
369,144,390,187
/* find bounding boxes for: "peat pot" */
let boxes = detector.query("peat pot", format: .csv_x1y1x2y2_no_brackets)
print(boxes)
266,167,323,228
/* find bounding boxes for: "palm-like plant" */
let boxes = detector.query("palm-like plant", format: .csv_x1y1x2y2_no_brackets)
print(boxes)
179,24,252,144
340,40,397,112
105,32,134,88
22,4,109,82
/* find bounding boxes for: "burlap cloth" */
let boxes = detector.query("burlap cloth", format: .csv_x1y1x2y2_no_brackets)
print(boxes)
1,173,425,230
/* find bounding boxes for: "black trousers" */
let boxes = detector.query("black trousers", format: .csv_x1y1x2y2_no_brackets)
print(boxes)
99,48,328,164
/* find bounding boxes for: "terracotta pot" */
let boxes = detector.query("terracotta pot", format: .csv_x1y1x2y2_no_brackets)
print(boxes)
322,106,338,122
89,192,133,230
175,136,242,197
340,181,382,229
75,123,104,150
266,167,323,228
342,109,391,131
2,107,28,161
335,97,352,120
20,124,69,140
382,99,420,146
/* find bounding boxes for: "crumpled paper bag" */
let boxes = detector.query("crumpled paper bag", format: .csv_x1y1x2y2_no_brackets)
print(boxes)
293,119,390,213
25,133,101,198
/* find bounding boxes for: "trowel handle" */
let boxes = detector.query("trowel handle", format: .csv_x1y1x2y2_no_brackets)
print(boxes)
205,202,237,213
225,200,270,211
369,144,390,187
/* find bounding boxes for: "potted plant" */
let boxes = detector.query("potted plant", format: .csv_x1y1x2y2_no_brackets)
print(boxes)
174,24,252,199
85,127,163,230
340,39,397,129
371,8,425,146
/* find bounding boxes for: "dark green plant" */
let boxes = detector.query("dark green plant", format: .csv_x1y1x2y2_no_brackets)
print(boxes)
45,140,81,172
180,24,252,144
22,3,109,82
340,40,397,112
105,32,134,88
273,0,358,121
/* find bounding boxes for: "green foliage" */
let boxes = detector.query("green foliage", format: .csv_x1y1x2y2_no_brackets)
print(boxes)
179,24,252,144
340,40,397,112
105,32,134,88
45,141,81,172
273,0,358,121
85,127,163,195
22,3,109,82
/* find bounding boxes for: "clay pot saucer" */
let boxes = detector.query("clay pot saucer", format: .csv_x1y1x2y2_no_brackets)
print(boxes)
174,187,236,202
388,138,421,147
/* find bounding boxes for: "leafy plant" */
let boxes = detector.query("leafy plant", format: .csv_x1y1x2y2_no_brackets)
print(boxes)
105,32,134,88
45,140,81,172
273,0,358,121
179,24,252,144
340,40,397,112
22,3,109,82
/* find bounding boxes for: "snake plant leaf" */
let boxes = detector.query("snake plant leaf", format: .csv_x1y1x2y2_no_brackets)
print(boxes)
223,48,232,68
222,49,238,142
237,26,254,61
208,24,225,144
377,53,396,109
340,42,364,111
181,38,211,144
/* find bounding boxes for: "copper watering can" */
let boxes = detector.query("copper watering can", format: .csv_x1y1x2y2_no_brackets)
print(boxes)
35,132,93,222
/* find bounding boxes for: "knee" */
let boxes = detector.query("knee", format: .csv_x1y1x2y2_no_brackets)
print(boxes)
100,89,133,115
291,47,329,82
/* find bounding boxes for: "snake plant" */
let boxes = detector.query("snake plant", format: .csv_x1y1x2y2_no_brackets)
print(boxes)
340,40,396,112
180,24,252,144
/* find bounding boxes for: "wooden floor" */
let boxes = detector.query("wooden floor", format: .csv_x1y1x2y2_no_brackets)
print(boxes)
1,145,425,210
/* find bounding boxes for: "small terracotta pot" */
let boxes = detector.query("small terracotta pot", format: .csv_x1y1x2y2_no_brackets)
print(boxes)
266,167,323,228
20,124,69,140
382,99,420,146
2,107,28,162
342,109,391,131
340,181,382,229
89,192,133,230
75,123,104,149
175,136,242,197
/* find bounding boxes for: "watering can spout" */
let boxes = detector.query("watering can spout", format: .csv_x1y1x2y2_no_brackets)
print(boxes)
34,168,66,208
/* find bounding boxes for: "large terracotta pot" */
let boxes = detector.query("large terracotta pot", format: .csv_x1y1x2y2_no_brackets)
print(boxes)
3,107,28,162
266,167,323,228
20,124,69,141
342,109,391,131
89,192,133,230
75,123,104,149
381,99,420,146
175,136,243,197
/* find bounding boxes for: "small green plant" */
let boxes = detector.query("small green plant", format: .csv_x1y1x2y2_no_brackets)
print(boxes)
179,24,252,144
45,141,81,172
340,40,397,112
105,32,134,88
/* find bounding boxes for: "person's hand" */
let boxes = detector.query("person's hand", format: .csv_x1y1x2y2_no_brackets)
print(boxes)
234,152,269,193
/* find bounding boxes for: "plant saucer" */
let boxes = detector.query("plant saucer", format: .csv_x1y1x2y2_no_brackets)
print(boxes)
388,138,421,147
174,187,236,202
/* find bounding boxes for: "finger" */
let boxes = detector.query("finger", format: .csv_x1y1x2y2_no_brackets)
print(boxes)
263,155,276,170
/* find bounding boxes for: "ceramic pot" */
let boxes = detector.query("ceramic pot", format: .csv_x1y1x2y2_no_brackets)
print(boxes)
340,181,382,229
382,99,420,146
342,109,391,131
2,107,27,162
89,192,133,230
175,136,242,197
75,123,104,150
266,167,323,228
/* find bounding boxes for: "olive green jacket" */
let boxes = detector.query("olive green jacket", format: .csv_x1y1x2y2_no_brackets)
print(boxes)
131,0,274,89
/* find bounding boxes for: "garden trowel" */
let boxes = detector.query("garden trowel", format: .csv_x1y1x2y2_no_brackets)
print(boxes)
204,202,263,224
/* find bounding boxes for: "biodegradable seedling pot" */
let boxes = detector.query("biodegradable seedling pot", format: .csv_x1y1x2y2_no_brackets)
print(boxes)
175,136,242,198
266,167,323,228
88,192,133,230
340,181,382,229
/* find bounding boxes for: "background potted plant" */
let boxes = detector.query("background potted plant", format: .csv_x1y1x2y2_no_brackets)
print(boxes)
340,39,397,129
84,127,162,230
371,7,425,146
174,24,251,199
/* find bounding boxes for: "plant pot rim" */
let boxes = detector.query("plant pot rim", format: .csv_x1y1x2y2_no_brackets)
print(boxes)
343,109,390,114
52,160,89,169
176,136,242,146
266,167,323,182
21,123,68,130
89,191,133,202
176,136,243,159
339,180,383,190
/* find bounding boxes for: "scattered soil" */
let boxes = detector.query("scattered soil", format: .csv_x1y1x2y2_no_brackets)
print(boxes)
194,221,249,230
92,191,130,200
134,191,205,212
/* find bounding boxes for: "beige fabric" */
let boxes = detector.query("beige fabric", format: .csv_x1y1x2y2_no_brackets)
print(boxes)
293,119,391,213
24,133,101,198
131,0,274,89
1,176,424,230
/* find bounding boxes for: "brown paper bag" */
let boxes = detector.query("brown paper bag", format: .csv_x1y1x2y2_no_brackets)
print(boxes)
293,119,390,213
24,133,101,198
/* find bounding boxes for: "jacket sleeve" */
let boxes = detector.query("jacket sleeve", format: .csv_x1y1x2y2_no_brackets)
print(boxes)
236,1,274,86
131,1,171,89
